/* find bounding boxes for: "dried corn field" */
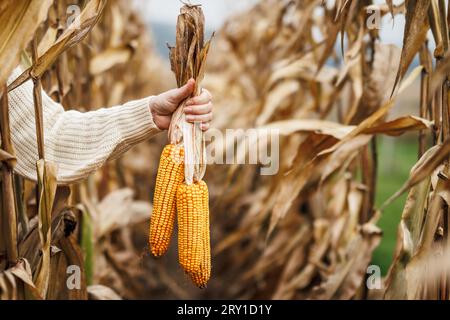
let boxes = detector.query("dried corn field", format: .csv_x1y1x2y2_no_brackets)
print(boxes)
1,0,450,301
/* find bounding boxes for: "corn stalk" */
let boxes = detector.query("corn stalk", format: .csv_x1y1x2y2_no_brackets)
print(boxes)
0,84,18,268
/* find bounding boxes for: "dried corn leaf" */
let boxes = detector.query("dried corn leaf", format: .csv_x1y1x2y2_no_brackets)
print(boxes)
0,258,41,300
168,4,212,184
33,159,58,298
89,45,135,76
88,285,122,300
0,0,52,85
8,0,107,90
381,139,450,209
391,0,430,95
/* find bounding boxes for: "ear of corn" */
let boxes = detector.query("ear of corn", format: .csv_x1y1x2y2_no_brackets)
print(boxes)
150,150,212,288
149,144,184,257
176,182,204,274
189,180,211,288
176,180,211,288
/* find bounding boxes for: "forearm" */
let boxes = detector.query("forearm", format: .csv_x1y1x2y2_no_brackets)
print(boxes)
43,97,160,184
8,67,161,184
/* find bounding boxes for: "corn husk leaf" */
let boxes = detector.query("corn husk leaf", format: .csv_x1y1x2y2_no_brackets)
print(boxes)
33,160,58,298
168,4,212,184
0,0,53,86
8,0,107,91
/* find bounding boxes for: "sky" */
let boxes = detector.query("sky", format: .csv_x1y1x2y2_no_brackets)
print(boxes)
131,0,441,57
376,0,405,46
133,0,406,45
133,0,259,30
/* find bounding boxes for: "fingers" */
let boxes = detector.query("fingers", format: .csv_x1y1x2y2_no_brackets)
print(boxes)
185,112,213,131
186,88,212,106
185,112,213,123
184,102,213,115
168,79,195,104
179,87,213,131
200,122,210,131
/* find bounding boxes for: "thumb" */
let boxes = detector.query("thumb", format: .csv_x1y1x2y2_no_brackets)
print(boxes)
169,79,195,104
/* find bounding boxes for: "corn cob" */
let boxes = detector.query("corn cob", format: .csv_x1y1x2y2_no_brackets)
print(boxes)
189,180,211,288
149,144,184,257
176,182,204,273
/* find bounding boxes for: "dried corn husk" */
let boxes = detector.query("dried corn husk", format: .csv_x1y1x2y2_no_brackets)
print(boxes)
168,4,212,184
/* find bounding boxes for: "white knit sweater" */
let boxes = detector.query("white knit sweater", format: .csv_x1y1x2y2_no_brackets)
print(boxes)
7,67,161,184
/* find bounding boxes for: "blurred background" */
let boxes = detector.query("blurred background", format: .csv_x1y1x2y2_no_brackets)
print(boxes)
137,0,408,52
2,0,436,300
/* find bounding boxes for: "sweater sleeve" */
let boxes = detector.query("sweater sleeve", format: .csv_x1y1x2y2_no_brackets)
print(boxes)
7,67,161,184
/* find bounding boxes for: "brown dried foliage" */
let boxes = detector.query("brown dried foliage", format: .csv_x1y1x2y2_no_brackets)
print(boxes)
1,0,450,300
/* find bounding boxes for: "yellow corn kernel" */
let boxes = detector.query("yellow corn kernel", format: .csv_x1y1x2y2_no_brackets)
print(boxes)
149,144,184,257
176,182,205,274
189,180,211,288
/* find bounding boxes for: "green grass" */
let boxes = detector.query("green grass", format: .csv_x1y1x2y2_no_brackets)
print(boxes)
372,135,419,275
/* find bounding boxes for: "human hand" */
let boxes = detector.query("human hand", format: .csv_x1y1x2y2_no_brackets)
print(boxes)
150,79,213,131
